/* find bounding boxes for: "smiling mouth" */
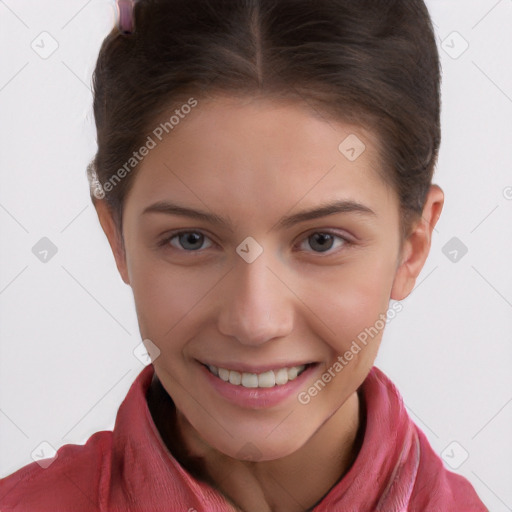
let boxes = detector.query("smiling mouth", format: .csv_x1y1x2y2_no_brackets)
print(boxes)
202,363,313,388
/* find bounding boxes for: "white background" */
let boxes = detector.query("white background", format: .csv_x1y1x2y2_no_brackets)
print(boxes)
0,1,511,510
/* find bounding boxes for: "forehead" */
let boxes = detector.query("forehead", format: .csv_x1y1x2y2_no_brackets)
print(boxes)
125,95,396,222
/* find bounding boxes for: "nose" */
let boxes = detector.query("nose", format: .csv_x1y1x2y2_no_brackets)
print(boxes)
217,251,294,347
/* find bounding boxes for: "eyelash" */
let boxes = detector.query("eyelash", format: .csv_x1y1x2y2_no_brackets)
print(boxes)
156,229,354,256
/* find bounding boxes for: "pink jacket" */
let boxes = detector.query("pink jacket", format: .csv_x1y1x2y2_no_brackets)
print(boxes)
0,365,488,511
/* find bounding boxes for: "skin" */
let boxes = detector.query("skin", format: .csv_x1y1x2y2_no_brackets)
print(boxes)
95,94,444,512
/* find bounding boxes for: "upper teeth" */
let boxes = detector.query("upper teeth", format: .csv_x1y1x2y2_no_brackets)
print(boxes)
207,364,307,388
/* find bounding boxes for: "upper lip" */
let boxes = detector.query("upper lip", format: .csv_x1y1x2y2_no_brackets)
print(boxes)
198,359,316,374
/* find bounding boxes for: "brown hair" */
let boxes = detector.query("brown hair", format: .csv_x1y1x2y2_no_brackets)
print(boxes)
87,0,441,245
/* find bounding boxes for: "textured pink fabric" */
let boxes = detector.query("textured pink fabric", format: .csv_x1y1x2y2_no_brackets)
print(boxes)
0,365,488,511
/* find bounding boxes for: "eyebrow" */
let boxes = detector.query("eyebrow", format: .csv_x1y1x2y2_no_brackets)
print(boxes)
142,199,376,231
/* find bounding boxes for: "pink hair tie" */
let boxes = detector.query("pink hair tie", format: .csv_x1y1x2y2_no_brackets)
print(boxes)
116,0,135,34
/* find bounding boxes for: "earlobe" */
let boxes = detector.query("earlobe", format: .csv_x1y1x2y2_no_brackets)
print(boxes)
94,200,130,285
390,185,444,301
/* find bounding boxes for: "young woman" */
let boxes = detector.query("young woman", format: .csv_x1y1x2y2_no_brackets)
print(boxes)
0,0,489,510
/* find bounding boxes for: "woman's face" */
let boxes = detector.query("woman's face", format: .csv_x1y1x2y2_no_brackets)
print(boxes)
116,95,404,460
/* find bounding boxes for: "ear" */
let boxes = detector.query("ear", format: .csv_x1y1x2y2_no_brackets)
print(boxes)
391,184,444,300
94,199,130,285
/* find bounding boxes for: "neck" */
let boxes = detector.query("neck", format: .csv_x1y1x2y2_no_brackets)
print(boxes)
147,372,366,512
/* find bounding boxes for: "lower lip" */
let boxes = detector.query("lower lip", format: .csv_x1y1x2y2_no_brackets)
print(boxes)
198,362,319,409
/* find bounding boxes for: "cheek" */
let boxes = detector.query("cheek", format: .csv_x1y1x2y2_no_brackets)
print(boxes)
304,250,397,356
295,255,397,413
128,256,213,342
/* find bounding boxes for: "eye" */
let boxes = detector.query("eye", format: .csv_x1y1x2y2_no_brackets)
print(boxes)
297,231,352,254
158,231,214,251
157,229,353,255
